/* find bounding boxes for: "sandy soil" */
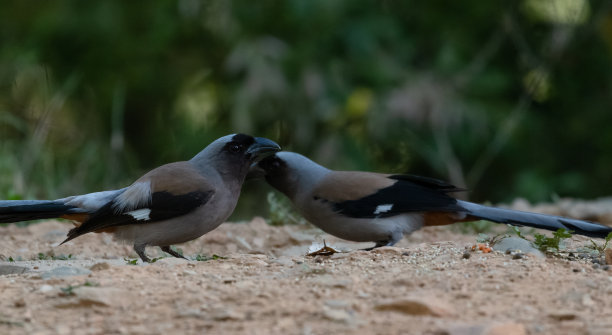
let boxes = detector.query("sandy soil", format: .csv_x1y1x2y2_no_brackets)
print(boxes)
1,202,612,335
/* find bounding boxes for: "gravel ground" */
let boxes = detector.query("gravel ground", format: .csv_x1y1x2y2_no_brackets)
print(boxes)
1,199,612,335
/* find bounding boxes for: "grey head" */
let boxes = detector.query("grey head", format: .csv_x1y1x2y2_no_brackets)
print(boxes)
252,151,330,200
190,134,281,182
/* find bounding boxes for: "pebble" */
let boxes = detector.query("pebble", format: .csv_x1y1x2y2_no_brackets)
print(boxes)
492,237,544,258
41,266,91,279
210,308,245,321
582,294,594,307
55,287,132,308
39,285,54,293
0,265,28,276
512,253,524,260
325,300,350,308
322,307,353,323
548,311,578,321
89,262,111,271
462,252,471,259
447,322,527,335
602,265,610,271
375,296,455,317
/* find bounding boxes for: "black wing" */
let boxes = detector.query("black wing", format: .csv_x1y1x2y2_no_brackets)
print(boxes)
331,175,465,218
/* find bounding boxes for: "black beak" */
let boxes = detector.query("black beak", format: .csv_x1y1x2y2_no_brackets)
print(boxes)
246,137,281,161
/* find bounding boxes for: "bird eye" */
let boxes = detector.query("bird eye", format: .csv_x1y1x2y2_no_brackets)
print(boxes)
230,144,242,153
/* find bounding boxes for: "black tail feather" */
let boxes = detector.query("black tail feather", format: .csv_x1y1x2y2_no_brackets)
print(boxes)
0,200,75,224
457,200,612,239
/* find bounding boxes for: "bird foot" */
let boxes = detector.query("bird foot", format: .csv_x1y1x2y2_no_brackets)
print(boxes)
134,244,151,263
161,246,188,260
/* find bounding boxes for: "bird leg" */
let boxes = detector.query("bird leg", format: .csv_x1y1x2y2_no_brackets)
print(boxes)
134,243,151,263
362,241,389,251
160,246,188,260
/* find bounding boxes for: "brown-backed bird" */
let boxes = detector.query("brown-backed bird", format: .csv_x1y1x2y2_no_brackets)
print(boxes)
0,134,280,262
252,152,612,248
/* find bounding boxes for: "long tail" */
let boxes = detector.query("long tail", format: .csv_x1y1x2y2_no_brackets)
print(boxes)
457,200,612,238
0,200,77,223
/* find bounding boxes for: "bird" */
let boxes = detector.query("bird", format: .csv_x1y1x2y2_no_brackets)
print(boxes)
250,151,612,249
0,134,281,262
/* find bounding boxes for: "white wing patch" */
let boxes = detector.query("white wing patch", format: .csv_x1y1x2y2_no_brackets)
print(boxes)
112,181,152,213
374,204,394,215
126,208,151,221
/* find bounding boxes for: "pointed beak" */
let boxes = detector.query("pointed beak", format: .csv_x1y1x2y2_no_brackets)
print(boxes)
246,137,281,161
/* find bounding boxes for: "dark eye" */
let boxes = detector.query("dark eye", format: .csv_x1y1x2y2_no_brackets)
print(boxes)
230,144,242,153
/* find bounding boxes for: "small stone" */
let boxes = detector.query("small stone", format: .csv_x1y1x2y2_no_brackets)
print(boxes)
605,249,612,265
41,266,91,279
593,263,601,270
55,287,131,308
484,322,527,335
548,311,578,321
322,307,352,323
573,268,581,273
39,285,54,293
512,253,524,260
325,300,350,308
602,265,610,271
210,309,245,321
581,294,594,307
0,265,28,276
462,252,471,259
89,262,111,271
449,322,527,335
14,299,26,307
592,258,602,265
176,308,202,318
375,296,455,317
492,237,544,258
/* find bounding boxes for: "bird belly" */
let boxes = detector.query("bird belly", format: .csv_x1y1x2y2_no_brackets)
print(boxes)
304,210,424,243
111,193,237,247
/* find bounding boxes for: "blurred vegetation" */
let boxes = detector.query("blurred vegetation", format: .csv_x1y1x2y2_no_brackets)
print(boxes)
1,0,612,220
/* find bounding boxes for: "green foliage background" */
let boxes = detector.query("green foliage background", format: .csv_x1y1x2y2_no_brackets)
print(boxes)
1,0,611,219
